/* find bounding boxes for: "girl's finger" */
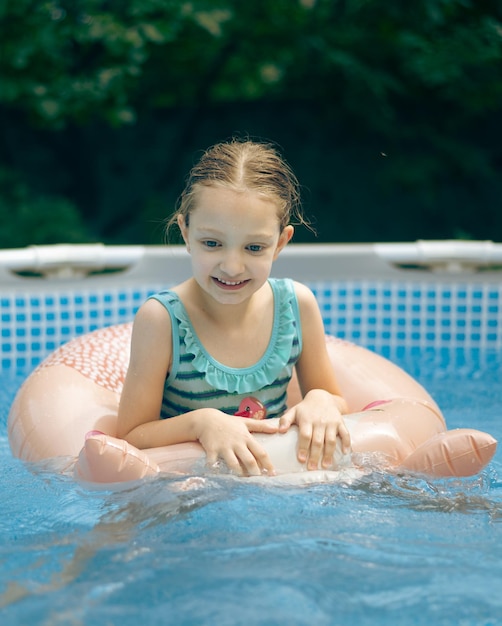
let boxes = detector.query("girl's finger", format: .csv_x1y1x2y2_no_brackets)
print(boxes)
205,447,219,469
297,421,313,465
278,408,295,433
248,439,276,476
321,423,338,468
246,418,280,434
306,424,325,470
219,449,245,475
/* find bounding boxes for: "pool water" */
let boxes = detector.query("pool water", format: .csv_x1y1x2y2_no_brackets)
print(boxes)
0,349,501,626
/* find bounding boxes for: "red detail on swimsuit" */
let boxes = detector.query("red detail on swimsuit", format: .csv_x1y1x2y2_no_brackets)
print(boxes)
235,397,266,419
39,323,133,394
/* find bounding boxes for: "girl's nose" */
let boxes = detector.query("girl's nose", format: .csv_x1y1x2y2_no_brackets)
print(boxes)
220,250,245,276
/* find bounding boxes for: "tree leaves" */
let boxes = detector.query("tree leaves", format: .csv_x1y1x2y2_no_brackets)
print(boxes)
1,0,500,129
0,0,501,245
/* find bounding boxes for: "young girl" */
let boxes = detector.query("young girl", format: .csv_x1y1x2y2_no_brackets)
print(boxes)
116,138,350,476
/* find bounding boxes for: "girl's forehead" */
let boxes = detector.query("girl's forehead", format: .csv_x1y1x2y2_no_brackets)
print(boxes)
194,185,275,206
191,187,282,226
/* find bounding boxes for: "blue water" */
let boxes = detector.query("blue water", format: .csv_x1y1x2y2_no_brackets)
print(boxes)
0,350,501,626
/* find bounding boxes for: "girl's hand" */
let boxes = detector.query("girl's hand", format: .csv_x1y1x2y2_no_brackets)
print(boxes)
278,390,351,470
193,410,279,476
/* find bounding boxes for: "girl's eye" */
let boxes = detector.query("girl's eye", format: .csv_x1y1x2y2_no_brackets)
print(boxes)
203,240,219,248
247,244,263,253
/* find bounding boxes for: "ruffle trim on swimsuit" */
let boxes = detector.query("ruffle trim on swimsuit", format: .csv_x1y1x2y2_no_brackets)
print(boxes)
169,280,298,395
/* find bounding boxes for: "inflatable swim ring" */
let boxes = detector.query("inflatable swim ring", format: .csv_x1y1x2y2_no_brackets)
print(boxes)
8,324,497,484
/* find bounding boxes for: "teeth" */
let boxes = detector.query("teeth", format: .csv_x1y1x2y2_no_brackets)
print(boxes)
219,279,243,286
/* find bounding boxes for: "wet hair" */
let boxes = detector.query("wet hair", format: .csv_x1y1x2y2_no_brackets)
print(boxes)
167,138,309,237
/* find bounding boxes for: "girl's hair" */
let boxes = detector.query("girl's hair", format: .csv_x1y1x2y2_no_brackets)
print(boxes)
167,138,309,237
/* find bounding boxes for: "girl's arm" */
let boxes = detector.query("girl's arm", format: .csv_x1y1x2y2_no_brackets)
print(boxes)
117,298,173,445
117,299,277,475
279,282,350,469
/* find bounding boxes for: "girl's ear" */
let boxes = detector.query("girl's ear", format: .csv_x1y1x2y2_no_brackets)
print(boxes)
177,214,190,250
273,225,294,260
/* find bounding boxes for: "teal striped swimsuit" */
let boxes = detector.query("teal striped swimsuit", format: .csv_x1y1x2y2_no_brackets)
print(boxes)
149,278,302,420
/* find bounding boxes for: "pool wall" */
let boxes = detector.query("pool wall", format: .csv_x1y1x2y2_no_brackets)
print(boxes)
1,242,501,372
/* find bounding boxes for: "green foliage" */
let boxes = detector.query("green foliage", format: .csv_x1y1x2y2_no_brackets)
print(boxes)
0,169,92,247
1,0,185,126
0,0,501,243
2,0,501,129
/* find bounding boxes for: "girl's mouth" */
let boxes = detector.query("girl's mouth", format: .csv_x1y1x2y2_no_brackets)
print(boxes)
213,277,249,290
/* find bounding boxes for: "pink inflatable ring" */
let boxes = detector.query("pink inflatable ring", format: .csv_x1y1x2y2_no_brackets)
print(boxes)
8,324,497,484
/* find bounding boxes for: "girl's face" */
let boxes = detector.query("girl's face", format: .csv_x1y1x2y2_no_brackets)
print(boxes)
178,186,293,305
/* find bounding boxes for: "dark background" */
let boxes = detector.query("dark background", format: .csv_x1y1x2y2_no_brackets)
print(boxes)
1,0,501,247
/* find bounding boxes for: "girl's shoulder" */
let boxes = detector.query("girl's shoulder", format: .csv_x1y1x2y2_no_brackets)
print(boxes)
286,280,323,331
269,277,312,298
128,298,173,367
147,280,193,319
133,296,173,336
289,279,317,307
269,278,319,327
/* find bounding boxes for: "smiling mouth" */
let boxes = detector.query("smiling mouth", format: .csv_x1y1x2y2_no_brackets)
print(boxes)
213,277,249,288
